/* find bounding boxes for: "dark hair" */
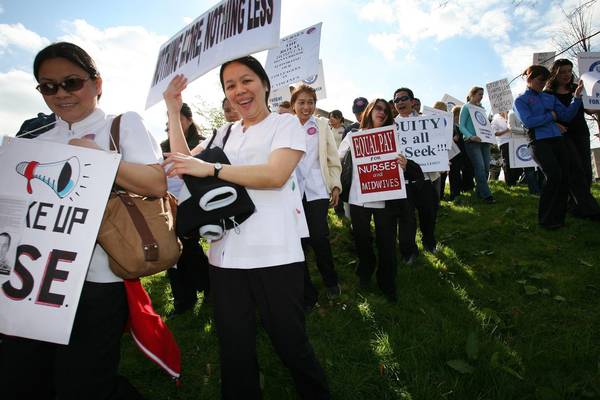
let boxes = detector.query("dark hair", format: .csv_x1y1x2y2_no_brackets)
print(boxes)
179,103,200,141
180,102,193,119
219,56,270,105
545,58,575,93
522,65,550,82
393,87,414,99
360,99,394,130
329,109,343,120
290,84,317,106
33,42,99,82
279,100,291,109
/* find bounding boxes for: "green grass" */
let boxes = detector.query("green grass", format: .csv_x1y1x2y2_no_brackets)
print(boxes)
121,181,600,399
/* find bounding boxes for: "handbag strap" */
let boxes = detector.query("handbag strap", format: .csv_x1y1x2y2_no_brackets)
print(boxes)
109,114,159,262
205,123,233,150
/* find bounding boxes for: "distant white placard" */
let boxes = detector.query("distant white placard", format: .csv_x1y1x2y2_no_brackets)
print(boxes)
509,135,537,168
269,59,327,109
578,52,600,110
265,23,322,91
395,114,451,172
145,0,281,109
466,104,495,144
0,138,120,344
349,125,406,203
533,52,555,69
422,106,460,160
486,78,514,114
441,94,464,112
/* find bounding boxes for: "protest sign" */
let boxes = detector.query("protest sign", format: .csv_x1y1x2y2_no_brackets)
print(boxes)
509,135,537,168
441,94,464,112
465,104,495,144
348,125,406,203
0,138,120,344
265,23,322,91
533,52,555,69
268,59,327,109
145,0,281,109
577,52,600,110
486,78,514,114
395,115,451,172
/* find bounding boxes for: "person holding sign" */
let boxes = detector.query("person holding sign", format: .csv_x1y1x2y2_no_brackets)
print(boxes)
459,86,496,204
290,84,342,306
2,42,164,400
338,99,407,302
162,57,330,400
514,65,589,229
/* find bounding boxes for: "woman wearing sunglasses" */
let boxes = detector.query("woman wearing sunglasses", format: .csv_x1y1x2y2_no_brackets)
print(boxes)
338,99,407,302
163,56,330,399
2,42,164,399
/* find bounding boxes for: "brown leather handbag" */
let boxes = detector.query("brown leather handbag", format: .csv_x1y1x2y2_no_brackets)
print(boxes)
97,115,182,279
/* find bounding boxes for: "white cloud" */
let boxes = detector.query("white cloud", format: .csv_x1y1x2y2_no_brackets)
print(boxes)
0,23,50,53
0,69,48,135
182,16,193,25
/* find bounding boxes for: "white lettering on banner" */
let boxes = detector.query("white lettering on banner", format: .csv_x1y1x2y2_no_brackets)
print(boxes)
486,78,514,114
348,126,406,203
146,0,281,109
0,138,120,344
265,23,322,91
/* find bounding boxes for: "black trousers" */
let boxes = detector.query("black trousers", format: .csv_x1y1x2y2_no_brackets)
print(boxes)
500,143,523,186
531,137,570,227
349,204,397,297
394,180,437,256
456,136,475,191
566,132,593,188
209,263,330,400
565,138,600,218
0,282,142,400
167,232,209,311
448,154,464,198
301,198,338,304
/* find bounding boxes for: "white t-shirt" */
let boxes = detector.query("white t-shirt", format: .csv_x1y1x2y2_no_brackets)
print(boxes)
206,113,308,269
491,114,510,147
36,108,163,283
296,117,328,202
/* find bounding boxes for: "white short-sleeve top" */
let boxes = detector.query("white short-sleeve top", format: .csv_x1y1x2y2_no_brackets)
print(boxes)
35,108,163,283
207,113,308,269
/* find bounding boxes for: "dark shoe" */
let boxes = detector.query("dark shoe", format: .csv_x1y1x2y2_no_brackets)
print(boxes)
540,223,564,230
358,278,370,290
424,244,438,254
484,196,496,204
326,284,341,300
304,301,318,313
384,292,398,303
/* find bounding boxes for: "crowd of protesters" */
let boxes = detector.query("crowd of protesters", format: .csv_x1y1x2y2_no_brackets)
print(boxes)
3,38,600,400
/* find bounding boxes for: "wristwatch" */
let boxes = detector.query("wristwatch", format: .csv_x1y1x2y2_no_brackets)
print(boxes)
213,162,223,178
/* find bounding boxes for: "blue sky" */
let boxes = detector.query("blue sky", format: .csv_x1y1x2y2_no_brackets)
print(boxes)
1,0,599,146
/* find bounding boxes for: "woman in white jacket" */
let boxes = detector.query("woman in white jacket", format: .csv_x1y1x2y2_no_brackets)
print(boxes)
291,84,342,307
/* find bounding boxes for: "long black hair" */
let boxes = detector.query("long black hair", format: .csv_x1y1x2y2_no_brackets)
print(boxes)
545,58,576,93
34,42,99,82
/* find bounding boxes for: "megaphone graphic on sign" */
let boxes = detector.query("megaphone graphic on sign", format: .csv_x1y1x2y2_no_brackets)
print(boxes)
16,157,80,198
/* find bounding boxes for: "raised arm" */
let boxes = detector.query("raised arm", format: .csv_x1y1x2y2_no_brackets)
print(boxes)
164,74,192,156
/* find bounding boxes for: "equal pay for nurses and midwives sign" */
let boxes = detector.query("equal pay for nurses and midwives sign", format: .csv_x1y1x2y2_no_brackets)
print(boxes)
349,125,406,203
0,138,120,345
145,0,281,108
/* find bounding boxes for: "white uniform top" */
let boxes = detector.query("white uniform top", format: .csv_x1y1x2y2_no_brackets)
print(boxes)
35,109,163,283
207,113,308,269
492,114,510,147
337,135,385,209
296,116,328,202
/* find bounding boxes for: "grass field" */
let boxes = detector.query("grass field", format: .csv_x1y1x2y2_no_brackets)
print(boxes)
121,181,600,400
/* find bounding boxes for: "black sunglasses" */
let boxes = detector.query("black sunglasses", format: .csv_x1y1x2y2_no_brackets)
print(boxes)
393,95,411,103
36,76,92,96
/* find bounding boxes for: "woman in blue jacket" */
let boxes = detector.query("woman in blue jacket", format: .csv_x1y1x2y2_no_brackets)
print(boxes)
513,65,584,229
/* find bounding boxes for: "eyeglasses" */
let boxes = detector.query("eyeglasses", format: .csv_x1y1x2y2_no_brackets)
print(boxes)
393,95,411,103
36,76,92,96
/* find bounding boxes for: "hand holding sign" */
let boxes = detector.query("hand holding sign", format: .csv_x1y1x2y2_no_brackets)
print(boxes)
163,74,188,115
